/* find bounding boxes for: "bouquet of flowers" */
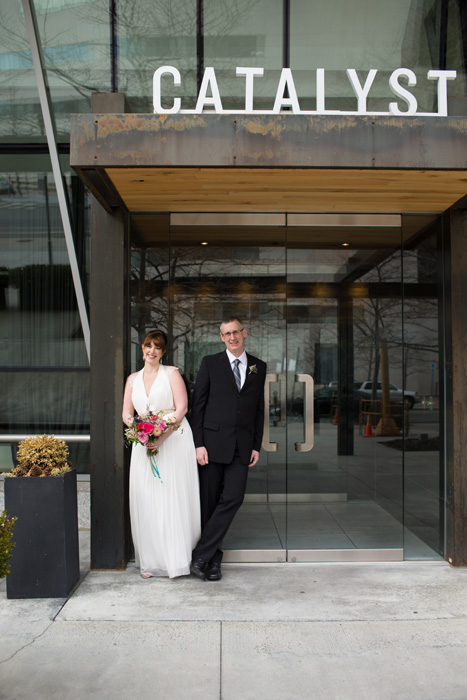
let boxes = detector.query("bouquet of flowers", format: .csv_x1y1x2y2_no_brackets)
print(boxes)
124,408,181,483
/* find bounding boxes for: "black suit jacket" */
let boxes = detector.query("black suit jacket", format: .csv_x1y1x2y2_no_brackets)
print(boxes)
190,351,267,465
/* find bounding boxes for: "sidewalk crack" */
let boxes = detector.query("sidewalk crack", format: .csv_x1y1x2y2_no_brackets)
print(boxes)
0,619,55,666
0,574,85,666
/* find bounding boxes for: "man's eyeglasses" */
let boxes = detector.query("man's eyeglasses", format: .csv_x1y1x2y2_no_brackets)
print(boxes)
221,328,244,339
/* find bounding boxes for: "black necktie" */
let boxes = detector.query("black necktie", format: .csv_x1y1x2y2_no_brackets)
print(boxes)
233,359,241,391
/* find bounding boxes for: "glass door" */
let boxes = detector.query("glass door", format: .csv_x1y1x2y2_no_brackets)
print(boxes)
130,215,289,560
284,221,405,561
130,212,443,562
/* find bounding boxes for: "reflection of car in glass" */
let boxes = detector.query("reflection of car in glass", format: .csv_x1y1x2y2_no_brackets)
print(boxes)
0,178,15,195
278,389,368,420
313,388,368,417
270,384,416,420
353,381,421,409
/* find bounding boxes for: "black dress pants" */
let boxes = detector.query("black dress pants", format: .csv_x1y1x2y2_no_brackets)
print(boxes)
192,450,249,565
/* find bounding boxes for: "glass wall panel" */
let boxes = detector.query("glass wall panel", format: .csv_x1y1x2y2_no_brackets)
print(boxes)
446,0,467,110
33,0,112,139
0,0,46,142
118,0,197,112
290,0,467,113
0,154,90,473
402,215,443,558
204,0,283,110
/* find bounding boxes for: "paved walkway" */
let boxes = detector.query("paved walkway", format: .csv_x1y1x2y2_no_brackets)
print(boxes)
2,537,467,700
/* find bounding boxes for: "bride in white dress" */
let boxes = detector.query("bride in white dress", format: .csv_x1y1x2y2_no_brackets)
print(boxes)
122,330,201,578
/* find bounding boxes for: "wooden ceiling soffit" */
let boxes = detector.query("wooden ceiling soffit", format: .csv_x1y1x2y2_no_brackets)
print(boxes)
104,167,467,215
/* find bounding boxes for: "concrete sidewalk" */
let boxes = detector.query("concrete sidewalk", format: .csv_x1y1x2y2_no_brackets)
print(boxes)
2,540,467,700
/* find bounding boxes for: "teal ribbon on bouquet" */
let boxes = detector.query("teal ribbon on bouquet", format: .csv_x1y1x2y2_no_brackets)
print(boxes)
150,453,163,483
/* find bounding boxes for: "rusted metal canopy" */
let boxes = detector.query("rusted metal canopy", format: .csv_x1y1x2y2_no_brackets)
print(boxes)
70,113,467,216
71,113,467,169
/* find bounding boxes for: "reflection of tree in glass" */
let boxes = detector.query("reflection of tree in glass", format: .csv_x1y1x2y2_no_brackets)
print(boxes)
72,0,263,111
353,244,438,394
130,244,283,381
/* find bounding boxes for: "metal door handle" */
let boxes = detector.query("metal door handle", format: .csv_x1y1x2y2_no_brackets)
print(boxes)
295,373,314,452
275,372,286,427
262,373,278,452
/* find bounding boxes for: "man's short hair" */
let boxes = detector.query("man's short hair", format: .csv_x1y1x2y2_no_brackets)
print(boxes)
220,316,244,333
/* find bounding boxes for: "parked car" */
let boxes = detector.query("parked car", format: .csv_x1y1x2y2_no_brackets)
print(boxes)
353,380,421,409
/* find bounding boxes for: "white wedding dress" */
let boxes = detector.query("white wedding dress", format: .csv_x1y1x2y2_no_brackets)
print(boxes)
129,365,201,578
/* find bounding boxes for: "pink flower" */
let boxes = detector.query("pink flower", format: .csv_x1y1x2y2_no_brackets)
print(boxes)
137,422,154,434
152,427,162,437
138,432,149,444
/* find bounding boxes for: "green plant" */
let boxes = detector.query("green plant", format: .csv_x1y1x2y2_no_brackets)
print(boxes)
9,434,71,477
0,510,17,578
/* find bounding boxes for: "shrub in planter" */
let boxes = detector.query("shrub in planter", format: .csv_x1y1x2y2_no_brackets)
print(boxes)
0,510,17,579
5,435,79,599
10,434,72,477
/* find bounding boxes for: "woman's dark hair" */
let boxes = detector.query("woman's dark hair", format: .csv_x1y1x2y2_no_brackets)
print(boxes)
142,329,167,353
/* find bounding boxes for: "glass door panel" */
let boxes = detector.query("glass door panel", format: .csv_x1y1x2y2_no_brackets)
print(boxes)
285,224,405,560
130,218,288,559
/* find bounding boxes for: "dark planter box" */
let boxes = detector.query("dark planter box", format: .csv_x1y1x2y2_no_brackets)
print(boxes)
4,470,80,599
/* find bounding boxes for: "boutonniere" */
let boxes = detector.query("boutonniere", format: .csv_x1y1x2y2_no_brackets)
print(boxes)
248,364,258,375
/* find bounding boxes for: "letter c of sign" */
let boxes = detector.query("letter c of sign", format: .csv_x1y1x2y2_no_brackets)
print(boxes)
153,66,182,114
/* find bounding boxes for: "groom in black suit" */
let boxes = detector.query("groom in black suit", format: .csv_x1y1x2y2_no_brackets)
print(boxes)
190,317,266,581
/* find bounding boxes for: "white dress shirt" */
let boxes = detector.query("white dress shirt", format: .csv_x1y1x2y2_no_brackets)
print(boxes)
226,349,247,389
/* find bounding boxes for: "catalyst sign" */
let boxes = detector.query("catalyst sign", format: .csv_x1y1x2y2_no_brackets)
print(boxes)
153,66,457,117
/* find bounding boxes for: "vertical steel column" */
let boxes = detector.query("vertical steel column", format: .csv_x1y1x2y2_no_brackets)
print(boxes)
439,0,449,70
445,209,467,566
283,0,290,68
90,200,131,569
337,294,354,456
437,217,448,557
196,0,204,93
21,0,90,361
110,0,118,92
88,92,131,569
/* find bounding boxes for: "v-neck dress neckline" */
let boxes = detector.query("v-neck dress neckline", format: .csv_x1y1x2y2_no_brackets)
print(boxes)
142,365,162,399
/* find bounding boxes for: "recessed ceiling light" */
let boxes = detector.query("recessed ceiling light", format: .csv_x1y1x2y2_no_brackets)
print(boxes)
341,242,350,247
200,241,208,246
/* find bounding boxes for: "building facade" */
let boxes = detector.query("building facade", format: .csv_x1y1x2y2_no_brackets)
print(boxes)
1,0,467,567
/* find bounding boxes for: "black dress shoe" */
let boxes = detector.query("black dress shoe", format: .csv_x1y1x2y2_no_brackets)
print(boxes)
190,558,207,580
205,562,222,581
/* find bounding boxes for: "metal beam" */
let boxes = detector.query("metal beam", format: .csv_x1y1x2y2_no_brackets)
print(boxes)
70,113,467,170
0,435,89,443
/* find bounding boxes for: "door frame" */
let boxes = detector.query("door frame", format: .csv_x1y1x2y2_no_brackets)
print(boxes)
72,101,467,567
